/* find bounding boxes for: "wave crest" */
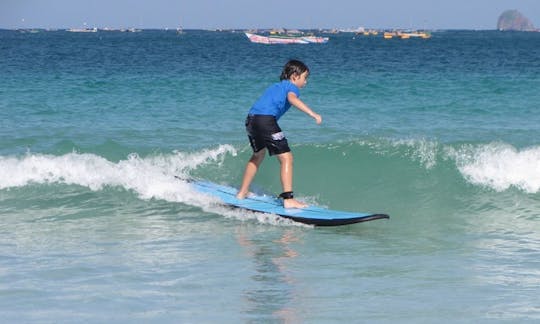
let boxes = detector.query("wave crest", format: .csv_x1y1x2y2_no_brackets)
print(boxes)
333,138,540,194
450,143,540,193
0,145,236,195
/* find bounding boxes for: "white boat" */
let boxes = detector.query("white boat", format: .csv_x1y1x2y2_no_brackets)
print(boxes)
67,27,97,33
245,32,328,44
302,35,330,43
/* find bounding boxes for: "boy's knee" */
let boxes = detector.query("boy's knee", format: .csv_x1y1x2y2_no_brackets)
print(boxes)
250,150,266,163
277,152,293,164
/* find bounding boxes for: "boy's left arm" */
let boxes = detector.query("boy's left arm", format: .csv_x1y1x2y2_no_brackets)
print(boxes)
287,92,322,124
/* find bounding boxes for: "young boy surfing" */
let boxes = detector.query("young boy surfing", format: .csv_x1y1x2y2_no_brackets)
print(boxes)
236,59,322,208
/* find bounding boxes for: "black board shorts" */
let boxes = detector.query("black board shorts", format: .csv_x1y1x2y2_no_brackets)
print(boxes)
245,115,291,156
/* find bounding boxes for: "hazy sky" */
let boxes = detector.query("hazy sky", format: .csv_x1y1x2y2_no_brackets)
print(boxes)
2,0,540,30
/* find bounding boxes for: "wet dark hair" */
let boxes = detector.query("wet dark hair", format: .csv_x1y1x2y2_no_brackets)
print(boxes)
279,59,309,81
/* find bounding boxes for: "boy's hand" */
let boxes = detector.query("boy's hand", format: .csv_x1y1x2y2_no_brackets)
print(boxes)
313,113,322,124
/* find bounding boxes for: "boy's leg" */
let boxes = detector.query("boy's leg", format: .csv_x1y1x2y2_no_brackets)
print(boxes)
237,150,266,199
276,152,307,208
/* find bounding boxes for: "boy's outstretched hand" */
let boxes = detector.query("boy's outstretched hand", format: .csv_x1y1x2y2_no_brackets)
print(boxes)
313,113,322,124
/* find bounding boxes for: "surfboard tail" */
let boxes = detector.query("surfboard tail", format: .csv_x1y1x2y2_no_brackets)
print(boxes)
280,213,390,226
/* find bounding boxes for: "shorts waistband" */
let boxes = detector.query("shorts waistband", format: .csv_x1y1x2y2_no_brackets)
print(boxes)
247,114,276,119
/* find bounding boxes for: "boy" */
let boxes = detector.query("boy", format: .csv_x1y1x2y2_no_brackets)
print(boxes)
236,60,322,208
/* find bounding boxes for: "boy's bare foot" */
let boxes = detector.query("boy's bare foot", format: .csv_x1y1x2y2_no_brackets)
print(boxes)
236,191,247,200
236,191,253,200
283,198,307,209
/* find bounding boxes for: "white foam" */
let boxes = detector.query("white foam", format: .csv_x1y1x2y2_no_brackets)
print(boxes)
0,145,307,226
205,204,311,227
0,146,235,205
391,138,439,169
355,138,540,194
450,143,540,193
367,138,540,193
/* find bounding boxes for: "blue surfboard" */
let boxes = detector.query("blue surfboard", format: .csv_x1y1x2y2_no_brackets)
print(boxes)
186,178,389,226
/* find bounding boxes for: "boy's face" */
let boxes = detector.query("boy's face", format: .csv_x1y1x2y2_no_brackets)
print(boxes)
291,71,309,88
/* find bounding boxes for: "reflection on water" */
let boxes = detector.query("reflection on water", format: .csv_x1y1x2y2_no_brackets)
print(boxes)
236,227,301,323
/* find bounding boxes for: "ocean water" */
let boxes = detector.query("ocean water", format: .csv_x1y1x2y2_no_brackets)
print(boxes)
1,29,540,322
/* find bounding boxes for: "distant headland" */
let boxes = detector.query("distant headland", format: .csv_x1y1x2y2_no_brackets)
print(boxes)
497,10,537,31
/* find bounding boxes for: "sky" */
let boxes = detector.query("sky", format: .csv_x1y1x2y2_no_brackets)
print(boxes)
1,0,540,30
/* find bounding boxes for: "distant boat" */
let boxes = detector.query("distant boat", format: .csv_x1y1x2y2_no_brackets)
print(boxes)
18,29,40,34
404,31,431,39
122,28,141,33
383,32,395,39
383,31,431,39
245,32,329,44
67,27,97,33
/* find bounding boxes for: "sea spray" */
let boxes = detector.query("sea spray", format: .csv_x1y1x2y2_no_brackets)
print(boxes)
449,142,540,193
0,145,236,199
323,138,540,194
0,146,307,226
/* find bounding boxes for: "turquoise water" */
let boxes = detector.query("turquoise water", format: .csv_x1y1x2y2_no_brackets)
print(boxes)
1,29,540,322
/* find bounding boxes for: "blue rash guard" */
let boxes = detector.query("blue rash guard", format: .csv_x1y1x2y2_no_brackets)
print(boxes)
248,80,300,120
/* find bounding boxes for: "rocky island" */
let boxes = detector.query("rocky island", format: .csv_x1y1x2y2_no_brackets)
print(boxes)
497,10,536,31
